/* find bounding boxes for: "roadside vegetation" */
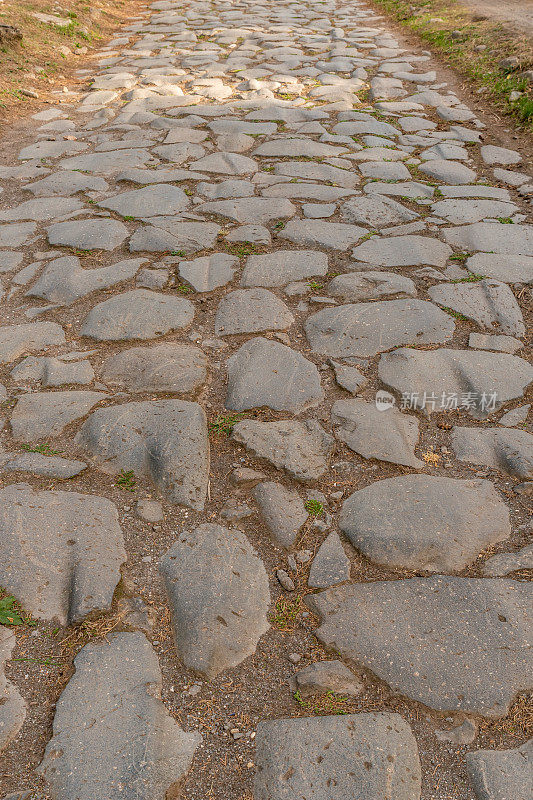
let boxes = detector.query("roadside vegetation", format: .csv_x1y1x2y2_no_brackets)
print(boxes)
0,0,145,118
370,0,533,128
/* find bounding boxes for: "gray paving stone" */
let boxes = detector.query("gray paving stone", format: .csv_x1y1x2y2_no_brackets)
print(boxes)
482,545,533,578
226,337,323,412
328,271,416,301
428,279,525,337
499,404,530,426
452,427,533,478
178,253,238,291
341,196,418,227
293,659,362,697
431,199,518,224
215,289,293,335
27,256,145,305
18,140,87,160
241,250,328,287
189,152,258,174
10,390,107,442
232,419,333,482
197,179,255,199
480,145,522,166
0,483,125,624
38,632,200,800
129,218,220,253
443,223,533,256
469,333,523,354
306,299,454,358
0,197,84,222
101,343,207,393
332,398,423,468
262,183,355,202
279,219,367,250
0,222,36,248
59,149,155,174
27,172,105,199
352,234,452,266
254,714,421,800
0,452,87,478
160,524,269,678
308,531,351,589
11,356,94,387
196,196,296,224
80,289,194,341
75,400,209,510
252,138,347,157
98,184,189,217
0,627,26,751
47,219,129,251
330,360,368,394
467,739,532,800
0,322,65,364
419,159,477,184
274,160,360,188
310,576,532,716
252,481,308,548
466,253,533,284
379,348,533,418
339,474,510,572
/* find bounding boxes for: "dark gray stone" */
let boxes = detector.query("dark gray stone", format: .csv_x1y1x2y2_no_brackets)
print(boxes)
252,481,308,548
332,398,422,468
27,256,145,305
160,524,269,678
341,196,418,227
482,545,533,577
215,289,294,335
47,219,129,251
10,391,107,442
101,343,207,394
196,197,296,224
306,300,454,358
352,235,451,267
308,532,351,589
467,739,532,800
279,220,367,250
129,219,220,254
80,289,194,341
75,400,209,510
178,253,238,291
38,632,200,800
254,714,421,800
339,475,510,572
310,577,532,716
241,250,328,288
0,483,125,624
452,427,533,478
429,280,525,337
226,337,323,412
328,271,416,302
232,419,334,482
0,322,65,364
0,453,86,479
293,660,363,698
11,356,94,387
98,184,189,218
0,627,26,751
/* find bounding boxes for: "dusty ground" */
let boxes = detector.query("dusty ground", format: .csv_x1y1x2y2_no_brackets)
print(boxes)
461,0,533,36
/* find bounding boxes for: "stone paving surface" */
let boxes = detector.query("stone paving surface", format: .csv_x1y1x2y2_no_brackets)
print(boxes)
0,1,531,799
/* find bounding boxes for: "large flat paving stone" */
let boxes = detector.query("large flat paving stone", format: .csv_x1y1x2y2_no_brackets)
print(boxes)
351,234,452,266
308,531,351,589
75,400,209,510
452,427,533,479
332,398,423,468
11,356,94,387
98,184,189,217
378,348,533,418
160,524,269,678
310,576,532,717
0,452,86,479
80,289,194,341
27,256,145,305
254,714,421,800
428,279,525,337
306,300,455,358
442,223,533,256
47,219,129,251
241,250,328,288
189,152,258,174
341,195,418,227
38,632,200,800
466,739,532,800
129,218,220,253
226,337,323,412
0,483,125,625
339,474,510,572
178,253,238,291
24,170,109,197
101,343,207,394
0,322,65,364
466,253,533,284
10,391,107,442
278,220,367,250
0,197,84,222
215,289,293,335
196,197,296,224
327,270,417,302
232,419,333,482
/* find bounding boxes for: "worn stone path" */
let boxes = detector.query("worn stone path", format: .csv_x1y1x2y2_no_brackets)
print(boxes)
0,1,531,798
